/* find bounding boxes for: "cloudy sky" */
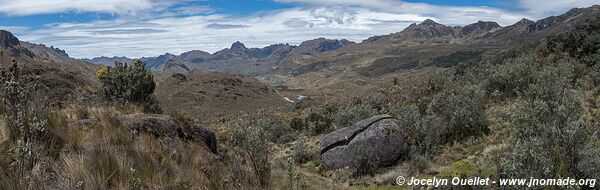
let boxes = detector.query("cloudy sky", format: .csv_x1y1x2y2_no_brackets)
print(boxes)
0,0,597,58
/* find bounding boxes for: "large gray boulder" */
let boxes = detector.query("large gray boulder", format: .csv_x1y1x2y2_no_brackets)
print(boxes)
320,115,412,169
119,114,218,154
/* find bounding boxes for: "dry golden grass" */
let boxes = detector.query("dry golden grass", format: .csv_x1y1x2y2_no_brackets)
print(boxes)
0,106,249,189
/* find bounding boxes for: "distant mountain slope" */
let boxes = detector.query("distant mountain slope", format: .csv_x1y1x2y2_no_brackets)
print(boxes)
154,69,285,121
0,30,101,106
367,5,600,45
83,38,354,76
279,5,600,97
81,56,133,66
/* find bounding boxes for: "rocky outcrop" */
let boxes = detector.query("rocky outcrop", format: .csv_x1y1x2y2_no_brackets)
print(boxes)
119,114,218,154
0,30,20,48
399,19,457,39
319,115,413,169
459,21,500,37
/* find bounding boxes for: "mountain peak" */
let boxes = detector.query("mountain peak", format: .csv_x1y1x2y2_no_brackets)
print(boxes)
516,18,534,25
0,30,20,48
420,19,441,26
230,41,247,51
472,21,500,29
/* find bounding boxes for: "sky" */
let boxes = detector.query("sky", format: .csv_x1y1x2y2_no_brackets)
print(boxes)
0,0,598,58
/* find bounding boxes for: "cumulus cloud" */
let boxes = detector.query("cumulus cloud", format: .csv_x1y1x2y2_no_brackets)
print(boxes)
516,0,599,18
0,25,30,34
0,0,155,16
205,23,250,29
274,0,404,10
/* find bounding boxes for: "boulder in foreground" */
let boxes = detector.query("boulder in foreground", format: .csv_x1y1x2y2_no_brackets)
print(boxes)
319,115,412,169
119,114,218,154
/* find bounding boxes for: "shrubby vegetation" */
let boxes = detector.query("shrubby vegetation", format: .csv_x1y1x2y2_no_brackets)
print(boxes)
377,17,600,184
0,61,53,187
96,59,161,113
230,118,272,188
331,104,376,128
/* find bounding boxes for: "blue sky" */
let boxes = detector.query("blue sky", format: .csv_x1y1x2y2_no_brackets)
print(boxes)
0,0,597,58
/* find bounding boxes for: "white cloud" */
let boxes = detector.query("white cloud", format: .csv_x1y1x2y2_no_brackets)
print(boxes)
0,0,157,16
517,0,599,18
0,25,30,34
274,0,404,10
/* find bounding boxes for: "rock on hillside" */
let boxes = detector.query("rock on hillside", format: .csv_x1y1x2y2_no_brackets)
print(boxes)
320,115,413,169
119,114,218,153
0,30,20,47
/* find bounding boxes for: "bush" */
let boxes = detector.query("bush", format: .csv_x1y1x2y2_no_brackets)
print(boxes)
431,87,488,142
306,112,333,135
292,140,310,164
501,97,589,179
351,149,377,177
285,157,306,190
97,59,157,105
289,117,305,131
386,104,421,128
578,135,600,180
483,56,535,100
0,61,48,143
0,60,50,185
230,118,271,188
332,104,375,128
590,64,600,85
264,120,295,143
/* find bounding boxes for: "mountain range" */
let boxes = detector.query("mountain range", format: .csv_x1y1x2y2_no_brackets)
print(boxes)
82,38,354,76
82,5,600,80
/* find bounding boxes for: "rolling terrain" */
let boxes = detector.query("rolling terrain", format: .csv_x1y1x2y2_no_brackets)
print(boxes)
0,5,599,190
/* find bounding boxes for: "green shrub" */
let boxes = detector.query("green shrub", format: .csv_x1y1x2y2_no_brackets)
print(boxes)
386,104,421,128
264,120,295,143
332,104,375,128
230,118,271,188
285,157,306,190
306,112,333,135
0,61,48,144
292,140,310,164
578,135,600,180
0,61,50,183
351,149,377,177
483,56,535,100
97,59,157,105
289,117,305,131
501,97,589,179
431,87,488,142
586,63,600,88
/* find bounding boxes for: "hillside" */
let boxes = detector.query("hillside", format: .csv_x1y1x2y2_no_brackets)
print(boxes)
0,30,101,106
154,69,288,122
277,5,600,99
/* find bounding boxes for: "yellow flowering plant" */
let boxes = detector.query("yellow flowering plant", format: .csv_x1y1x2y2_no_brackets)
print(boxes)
95,67,109,79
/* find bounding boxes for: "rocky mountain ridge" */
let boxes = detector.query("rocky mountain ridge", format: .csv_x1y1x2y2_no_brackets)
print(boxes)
83,38,354,75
